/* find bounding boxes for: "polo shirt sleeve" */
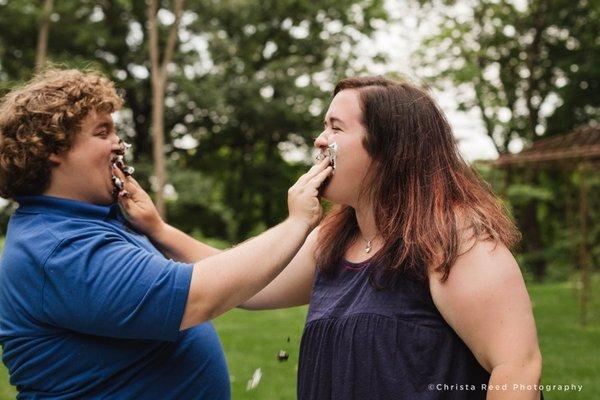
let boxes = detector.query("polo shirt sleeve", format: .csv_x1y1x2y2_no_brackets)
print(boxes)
42,230,194,341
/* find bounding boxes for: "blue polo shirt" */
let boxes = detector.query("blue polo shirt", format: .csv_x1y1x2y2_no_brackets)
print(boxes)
0,196,230,399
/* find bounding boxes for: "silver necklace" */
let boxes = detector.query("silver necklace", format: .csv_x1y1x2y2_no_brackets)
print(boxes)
359,233,378,253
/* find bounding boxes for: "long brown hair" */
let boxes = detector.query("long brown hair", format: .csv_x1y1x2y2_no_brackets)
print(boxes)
315,76,519,285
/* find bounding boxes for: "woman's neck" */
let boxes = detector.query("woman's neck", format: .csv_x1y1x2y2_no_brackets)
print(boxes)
354,202,378,241
344,202,382,259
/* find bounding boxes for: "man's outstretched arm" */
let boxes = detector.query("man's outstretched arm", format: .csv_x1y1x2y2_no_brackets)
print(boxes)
115,158,333,329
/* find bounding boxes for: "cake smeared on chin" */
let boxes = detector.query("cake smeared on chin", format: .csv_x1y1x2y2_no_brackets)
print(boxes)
315,142,339,195
110,139,135,199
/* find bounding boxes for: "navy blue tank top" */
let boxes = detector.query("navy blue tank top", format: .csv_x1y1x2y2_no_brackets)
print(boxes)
298,259,490,399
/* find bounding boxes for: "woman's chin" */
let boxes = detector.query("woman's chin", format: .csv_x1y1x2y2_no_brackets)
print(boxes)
319,175,337,199
319,183,342,204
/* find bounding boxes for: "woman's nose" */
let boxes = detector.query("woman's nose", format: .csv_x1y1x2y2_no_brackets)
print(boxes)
313,131,328,149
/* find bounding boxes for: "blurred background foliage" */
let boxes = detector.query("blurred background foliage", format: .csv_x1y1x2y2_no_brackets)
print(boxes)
0,0,388,240
0,0,597,281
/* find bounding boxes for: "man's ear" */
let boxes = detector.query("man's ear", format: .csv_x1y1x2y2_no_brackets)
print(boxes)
48,153,62,166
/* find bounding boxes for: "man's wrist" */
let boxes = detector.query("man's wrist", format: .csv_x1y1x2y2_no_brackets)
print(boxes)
284,216,313,236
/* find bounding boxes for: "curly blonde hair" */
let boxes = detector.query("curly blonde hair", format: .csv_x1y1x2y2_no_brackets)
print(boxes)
0,69,124,199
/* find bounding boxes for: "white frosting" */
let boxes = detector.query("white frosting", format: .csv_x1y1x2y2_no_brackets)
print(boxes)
315,142,338,169
328,142,338,169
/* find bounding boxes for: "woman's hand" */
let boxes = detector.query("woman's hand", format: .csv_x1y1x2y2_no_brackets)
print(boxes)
112,165,165,237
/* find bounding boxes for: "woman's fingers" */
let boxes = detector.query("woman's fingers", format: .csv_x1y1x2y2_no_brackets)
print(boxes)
125,174,143,190
112,165,142,195
112,166,138,212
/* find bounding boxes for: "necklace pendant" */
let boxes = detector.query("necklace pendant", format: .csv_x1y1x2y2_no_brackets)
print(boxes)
365,241,372,253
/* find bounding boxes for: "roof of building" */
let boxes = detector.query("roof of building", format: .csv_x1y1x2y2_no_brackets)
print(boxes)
494,124,600,167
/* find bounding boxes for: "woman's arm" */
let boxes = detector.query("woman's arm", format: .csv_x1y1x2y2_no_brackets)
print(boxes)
180,161,332,329
429,240,542,400
238,227,320,310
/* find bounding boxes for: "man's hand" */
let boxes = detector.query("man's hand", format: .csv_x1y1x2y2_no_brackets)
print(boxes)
112,165,164,237
287,157,333,230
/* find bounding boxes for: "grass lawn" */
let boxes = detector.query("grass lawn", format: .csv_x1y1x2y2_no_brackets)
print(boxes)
531,280,600,399
0,267,597,398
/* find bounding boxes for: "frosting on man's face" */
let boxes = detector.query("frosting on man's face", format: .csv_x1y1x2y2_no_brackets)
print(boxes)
110,139,135,199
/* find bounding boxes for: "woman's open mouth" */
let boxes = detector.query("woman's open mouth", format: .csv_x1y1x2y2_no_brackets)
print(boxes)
315,142,338,169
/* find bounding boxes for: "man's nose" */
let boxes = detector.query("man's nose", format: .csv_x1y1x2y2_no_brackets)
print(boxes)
110,136,123,152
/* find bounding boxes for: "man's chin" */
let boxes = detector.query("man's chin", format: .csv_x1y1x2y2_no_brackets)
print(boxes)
98,196,116,206
98,184,116,205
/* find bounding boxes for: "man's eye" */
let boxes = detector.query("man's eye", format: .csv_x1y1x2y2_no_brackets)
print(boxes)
332,126,341,131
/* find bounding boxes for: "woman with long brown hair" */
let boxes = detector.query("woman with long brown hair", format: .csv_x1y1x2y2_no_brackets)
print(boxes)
241,76,543,399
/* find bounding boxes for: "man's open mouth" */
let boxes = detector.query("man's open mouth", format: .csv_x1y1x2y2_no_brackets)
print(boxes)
110,140,135,198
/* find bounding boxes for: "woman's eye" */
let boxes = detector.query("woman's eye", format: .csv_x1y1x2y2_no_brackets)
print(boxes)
332,126,341,132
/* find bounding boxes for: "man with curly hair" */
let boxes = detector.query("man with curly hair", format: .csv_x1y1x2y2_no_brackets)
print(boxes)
0,69,332,398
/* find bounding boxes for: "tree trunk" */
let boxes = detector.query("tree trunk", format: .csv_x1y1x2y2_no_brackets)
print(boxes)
35,0,53,73
147,0,185,218
125,88,152,161
152,79,167,216
578,163,590,326
564,170,579,298
520,171,546,282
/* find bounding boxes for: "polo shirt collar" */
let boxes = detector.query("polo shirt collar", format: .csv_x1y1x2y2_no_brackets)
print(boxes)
15,195,120,220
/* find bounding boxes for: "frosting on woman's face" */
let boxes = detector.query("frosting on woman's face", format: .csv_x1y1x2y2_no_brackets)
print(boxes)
316,142,339,170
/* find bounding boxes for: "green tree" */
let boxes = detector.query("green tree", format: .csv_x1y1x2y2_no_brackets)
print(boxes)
418,0,598,152
178,0,387,239
0,0,388,241
418,0,599,280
